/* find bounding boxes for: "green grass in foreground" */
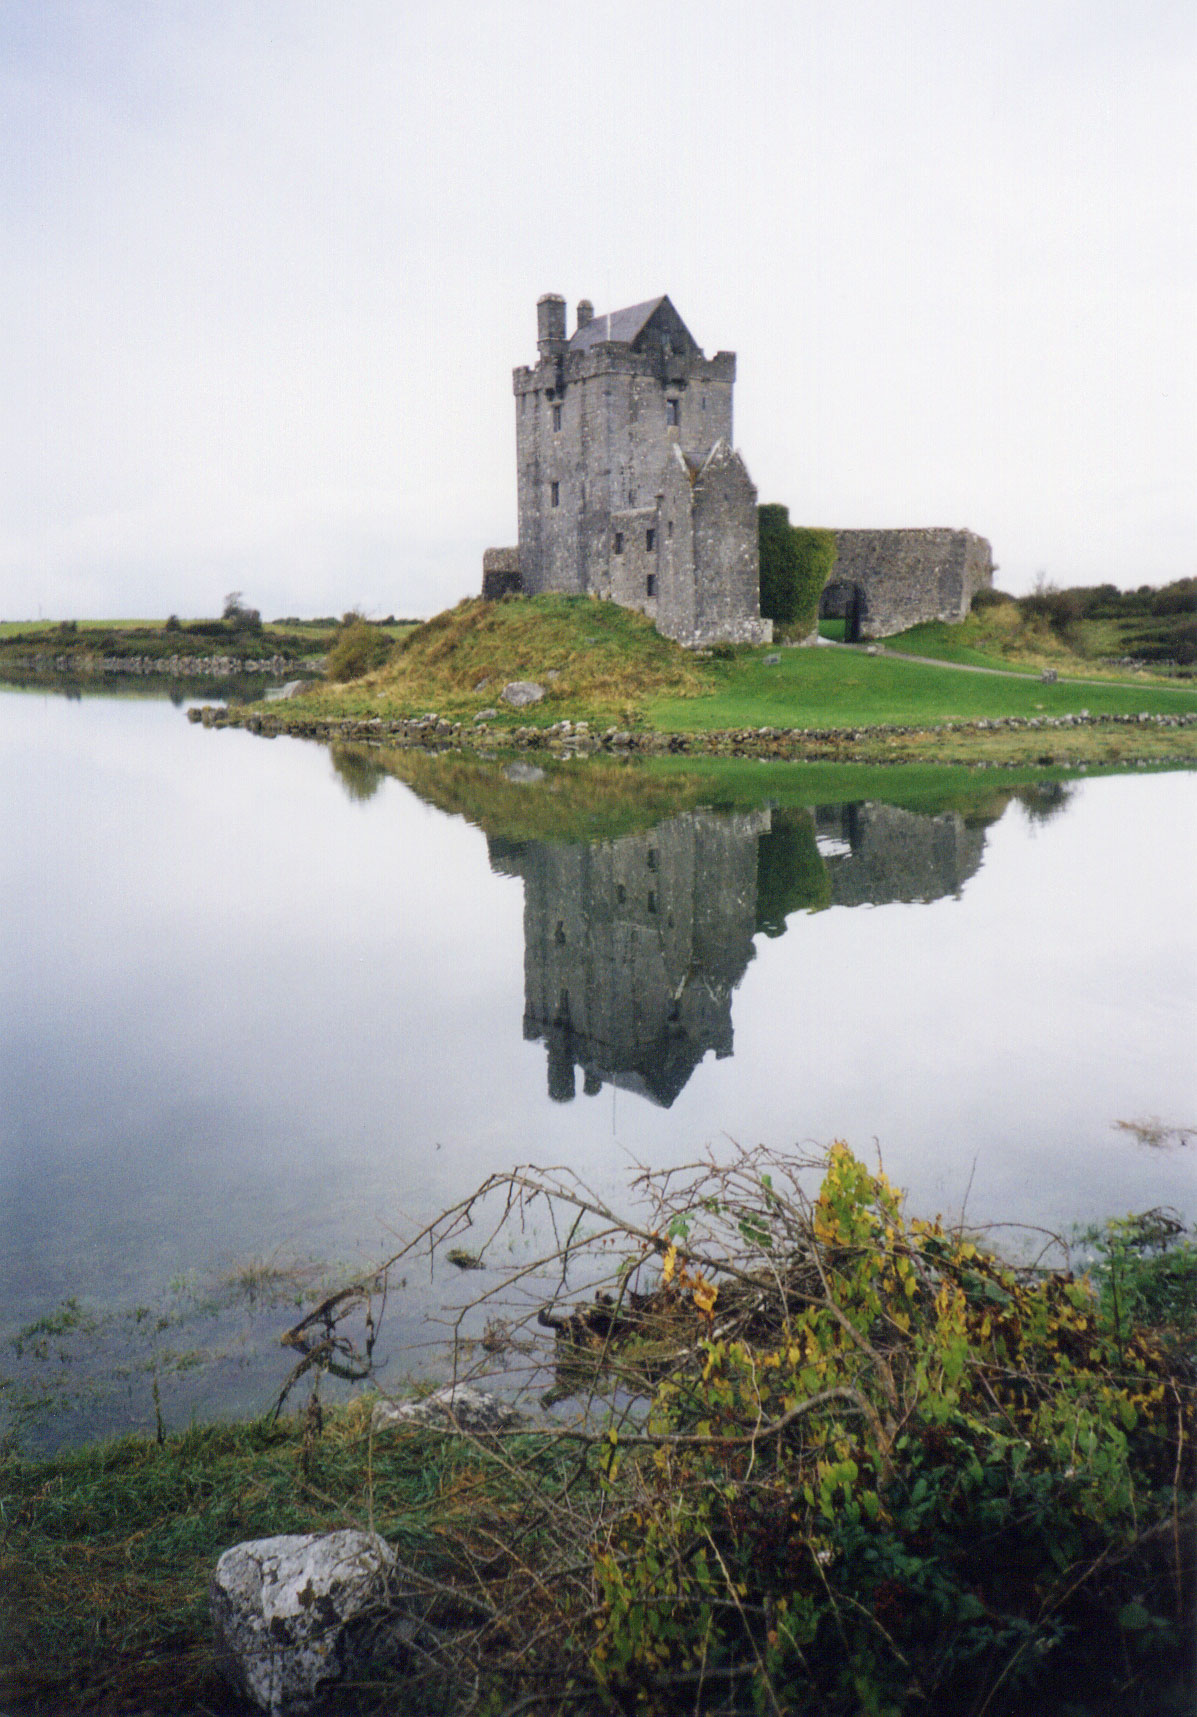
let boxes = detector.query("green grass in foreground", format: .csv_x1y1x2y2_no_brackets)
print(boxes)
646,641,1197,731
0,1400,506,1713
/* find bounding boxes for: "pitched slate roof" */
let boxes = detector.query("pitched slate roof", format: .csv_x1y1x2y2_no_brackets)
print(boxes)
569,296,668,351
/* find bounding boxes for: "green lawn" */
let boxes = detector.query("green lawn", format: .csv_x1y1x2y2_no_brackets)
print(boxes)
647,643,1197,732
875,620,1042,672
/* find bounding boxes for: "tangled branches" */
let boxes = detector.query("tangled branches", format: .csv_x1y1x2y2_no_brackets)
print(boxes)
317,1144,1196,1714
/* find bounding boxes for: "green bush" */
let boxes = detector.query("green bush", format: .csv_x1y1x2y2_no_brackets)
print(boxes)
325,617,394,683
971,586,1016,612
759,506,836,636
578,1146,1196,1715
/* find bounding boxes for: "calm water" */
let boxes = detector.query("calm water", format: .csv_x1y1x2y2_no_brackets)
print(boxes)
2,685,1194,1446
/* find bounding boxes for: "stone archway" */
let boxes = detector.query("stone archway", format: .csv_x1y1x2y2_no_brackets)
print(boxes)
819,579,867,643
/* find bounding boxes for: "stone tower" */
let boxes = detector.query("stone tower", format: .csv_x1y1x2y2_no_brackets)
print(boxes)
485,294,771,647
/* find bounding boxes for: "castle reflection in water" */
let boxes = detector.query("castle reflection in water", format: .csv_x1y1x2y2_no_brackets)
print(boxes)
489,802,990,1108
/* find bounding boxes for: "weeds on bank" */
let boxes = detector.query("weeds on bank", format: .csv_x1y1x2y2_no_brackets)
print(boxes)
4,1144,1194,1714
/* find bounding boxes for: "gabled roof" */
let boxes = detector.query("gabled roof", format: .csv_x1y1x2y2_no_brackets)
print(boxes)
570,295,698,354
569,296,665,350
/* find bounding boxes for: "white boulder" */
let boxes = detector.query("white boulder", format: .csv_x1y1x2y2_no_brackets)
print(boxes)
211,1530,396,1714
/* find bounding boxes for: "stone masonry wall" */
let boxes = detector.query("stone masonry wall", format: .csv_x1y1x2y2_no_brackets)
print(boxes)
826,530,994,639
482,547,522,600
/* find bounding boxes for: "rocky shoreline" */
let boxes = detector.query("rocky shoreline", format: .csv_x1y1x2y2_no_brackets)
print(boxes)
188,701,1197,767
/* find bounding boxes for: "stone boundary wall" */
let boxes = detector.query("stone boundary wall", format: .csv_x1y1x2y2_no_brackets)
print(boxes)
482,548,523,600
3,653,297,675
828,530,994,639
191,704,1197,769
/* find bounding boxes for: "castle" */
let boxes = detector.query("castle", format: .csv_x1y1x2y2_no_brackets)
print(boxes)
483,293,772,647
483,292,994,646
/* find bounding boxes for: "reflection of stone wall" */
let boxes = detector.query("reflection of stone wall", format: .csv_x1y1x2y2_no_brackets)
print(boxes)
491,809,768,1107
814,804,987,906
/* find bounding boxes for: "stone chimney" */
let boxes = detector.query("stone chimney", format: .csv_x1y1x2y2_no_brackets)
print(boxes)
537,293,567,356
576,299,594,333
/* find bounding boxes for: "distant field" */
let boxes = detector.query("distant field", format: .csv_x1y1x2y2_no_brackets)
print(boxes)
0,618,166,636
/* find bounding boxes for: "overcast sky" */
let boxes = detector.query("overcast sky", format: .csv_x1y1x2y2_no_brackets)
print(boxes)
2,0,1193,620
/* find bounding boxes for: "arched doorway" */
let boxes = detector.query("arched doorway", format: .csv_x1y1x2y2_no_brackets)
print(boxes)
818,580,867,643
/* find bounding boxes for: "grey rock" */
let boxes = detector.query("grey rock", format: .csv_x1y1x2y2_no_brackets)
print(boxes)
762,653,781,665
1040,668,1058,683
503,761,546,784
474,707,498,721
472,677,490,692
211,1531,396,1715
501,680,545,707
373,1383,528,1434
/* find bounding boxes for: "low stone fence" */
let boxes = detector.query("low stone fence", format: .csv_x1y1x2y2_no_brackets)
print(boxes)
2,652,299,675
189,702,1197,764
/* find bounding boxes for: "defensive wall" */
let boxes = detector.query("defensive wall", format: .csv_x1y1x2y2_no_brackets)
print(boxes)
821,529,994,640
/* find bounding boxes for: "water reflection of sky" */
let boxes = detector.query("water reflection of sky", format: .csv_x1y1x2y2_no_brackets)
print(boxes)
2,689,1195,1437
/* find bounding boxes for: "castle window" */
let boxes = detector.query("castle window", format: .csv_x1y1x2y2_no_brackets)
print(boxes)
701,394,707,412
646,574,657,598
550,481,559,507
646,529,655,552
613,532,624,554
667,520,673,539
646,848,658,871
666,399,680,427
647,890,657,914
552,404,562,431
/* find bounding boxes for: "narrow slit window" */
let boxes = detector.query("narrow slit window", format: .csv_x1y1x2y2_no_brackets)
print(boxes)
646,529,655,552
613,531,624,554
552,404,562,431
666,399,680,427
667,520,673,539
646,574,657,598
550,481,559,507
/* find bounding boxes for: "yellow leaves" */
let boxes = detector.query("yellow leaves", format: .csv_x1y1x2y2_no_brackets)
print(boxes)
663,1240,718,1321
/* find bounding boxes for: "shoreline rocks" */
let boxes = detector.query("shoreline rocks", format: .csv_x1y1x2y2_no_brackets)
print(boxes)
187,700,1197,768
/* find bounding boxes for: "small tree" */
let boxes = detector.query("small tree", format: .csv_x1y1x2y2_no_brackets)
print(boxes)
758,505,836,637
221,591,262,633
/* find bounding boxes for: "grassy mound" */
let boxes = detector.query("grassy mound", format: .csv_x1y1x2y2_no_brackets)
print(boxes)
300,595,711,723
